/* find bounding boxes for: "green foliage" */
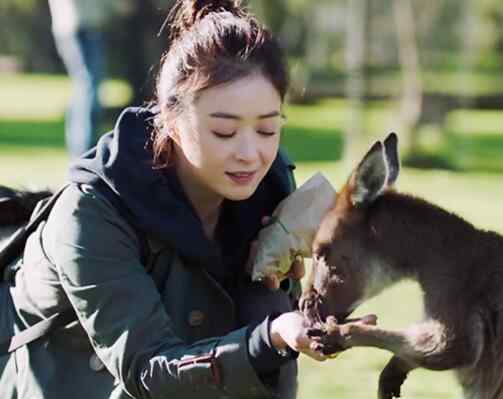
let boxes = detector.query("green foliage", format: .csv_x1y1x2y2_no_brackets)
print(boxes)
2,0,503,105
0,0,37,12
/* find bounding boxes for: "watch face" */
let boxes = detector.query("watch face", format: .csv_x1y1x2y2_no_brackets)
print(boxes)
276,346,293,358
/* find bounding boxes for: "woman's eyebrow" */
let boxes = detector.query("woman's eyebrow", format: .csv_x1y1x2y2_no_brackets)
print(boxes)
209,111,281,120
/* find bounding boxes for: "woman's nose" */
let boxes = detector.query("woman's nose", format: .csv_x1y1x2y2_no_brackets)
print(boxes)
234,129,259,162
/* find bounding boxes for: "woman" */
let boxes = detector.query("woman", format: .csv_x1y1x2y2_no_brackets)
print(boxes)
2,1,333,398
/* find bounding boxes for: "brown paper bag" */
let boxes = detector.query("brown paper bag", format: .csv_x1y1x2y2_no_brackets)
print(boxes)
251,172,336,281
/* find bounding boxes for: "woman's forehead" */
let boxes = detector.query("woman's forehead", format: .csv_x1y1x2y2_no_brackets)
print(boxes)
193,74,282,118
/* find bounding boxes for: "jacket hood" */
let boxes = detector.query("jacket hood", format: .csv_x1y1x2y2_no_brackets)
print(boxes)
68,107,295,268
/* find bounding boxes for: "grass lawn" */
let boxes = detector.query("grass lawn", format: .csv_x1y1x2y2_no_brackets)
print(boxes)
2,73,503,398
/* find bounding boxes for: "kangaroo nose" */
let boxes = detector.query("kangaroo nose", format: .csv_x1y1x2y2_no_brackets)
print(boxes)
298,288,316,313
298,295,308,313
299,291,325,324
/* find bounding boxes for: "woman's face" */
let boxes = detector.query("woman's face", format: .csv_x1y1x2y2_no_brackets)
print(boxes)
172,73,283,203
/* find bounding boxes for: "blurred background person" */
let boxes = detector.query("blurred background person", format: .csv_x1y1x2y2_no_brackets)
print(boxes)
47,0,130,158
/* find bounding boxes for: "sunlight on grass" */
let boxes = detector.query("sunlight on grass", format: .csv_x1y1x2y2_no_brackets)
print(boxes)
0,73,131,121
423,70,503,96
285,99,348,129
446,109,503,136
0,147,67,189
443,109,503,171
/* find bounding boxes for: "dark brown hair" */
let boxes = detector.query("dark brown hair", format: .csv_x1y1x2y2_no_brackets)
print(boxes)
152,0,289,168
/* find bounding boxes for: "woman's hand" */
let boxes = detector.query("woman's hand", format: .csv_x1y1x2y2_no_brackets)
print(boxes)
262,252,305,290
270,312,378,361
269,311,328,361
247,216,306,290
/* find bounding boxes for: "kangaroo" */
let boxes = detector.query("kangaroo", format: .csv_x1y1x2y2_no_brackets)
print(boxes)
300,133,503,399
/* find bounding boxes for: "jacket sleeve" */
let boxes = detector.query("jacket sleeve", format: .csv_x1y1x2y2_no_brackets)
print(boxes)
44,184,276,399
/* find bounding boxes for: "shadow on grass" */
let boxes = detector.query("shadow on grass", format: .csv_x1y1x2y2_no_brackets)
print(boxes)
0,119,65,148
403,131,503,173
0,116,115,150
282,125,344,162
402,152,457,170
446,132,503,173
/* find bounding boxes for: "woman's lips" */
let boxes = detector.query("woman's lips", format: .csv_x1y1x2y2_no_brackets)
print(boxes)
226,171,256,185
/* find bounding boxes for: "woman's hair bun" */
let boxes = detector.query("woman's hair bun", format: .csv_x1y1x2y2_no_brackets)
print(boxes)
193,0,240,15
164,0,243,41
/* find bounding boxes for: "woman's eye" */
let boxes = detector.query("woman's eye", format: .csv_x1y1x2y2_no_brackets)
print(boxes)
257,130,278,137
211,130,236,139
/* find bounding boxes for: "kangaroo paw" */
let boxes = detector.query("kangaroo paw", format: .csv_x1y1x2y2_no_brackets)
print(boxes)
306,317,346,355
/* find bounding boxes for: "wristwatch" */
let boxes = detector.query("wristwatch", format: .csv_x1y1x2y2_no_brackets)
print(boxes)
274,345,297,358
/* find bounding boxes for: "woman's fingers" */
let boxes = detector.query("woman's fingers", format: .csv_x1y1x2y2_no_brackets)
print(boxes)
306,327,325,338
287,255,305,280
307,314,379,358
263,274,280,290
257,215,306,289
263,255,305,291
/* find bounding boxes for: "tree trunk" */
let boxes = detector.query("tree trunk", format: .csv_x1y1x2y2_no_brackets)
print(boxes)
344,0,370,164
393,0,423,153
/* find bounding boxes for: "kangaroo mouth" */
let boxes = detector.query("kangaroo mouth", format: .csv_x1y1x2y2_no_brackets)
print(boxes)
299,289,331,325
299,289,353,325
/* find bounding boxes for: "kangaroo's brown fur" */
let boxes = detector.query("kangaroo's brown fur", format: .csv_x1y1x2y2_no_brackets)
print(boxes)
301,133,503,399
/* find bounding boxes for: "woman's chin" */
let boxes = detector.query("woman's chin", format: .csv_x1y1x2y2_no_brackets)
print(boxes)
222,185,257,201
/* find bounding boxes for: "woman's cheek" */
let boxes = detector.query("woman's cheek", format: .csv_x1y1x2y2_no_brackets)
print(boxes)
266,137,281,166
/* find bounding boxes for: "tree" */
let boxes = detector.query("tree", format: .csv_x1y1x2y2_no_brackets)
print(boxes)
343,0,370,164
392,0,422,154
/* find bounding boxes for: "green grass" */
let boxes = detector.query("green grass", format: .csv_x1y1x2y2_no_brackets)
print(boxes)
2,73,503,398
282,99,347,162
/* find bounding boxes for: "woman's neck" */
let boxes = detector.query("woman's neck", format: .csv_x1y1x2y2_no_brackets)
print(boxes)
199,203,222,240
174,162,223,240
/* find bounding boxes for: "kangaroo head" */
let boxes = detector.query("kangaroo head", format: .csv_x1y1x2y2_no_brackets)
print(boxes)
300,133,400,323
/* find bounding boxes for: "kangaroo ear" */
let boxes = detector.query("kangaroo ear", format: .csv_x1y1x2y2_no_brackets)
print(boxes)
383,132,400,186
349,141,388,208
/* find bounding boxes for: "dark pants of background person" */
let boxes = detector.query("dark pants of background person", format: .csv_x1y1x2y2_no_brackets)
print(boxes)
53,28,104,158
